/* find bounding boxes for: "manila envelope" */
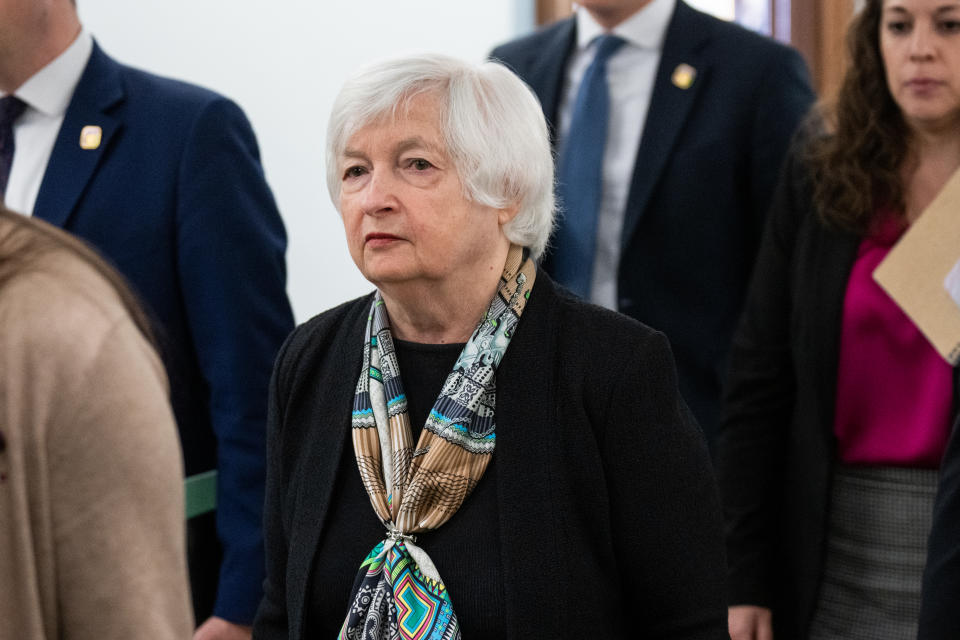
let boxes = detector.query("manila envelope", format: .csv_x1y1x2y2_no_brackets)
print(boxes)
874,168,960,365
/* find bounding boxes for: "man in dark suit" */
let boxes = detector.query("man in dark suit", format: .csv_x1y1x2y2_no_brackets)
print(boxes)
0,2,293,639
491,0,814,445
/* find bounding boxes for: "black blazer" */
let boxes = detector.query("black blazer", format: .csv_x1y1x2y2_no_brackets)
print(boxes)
252,274,728,640
715,144,960,638
490,2,815,443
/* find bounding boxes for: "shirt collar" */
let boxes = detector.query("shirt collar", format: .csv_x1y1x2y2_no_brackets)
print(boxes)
11,27,93,117
574,0,676,51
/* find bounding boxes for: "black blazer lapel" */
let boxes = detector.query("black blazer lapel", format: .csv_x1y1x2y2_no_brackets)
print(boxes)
286,302,369,640
288,413,350,640
494,276,564,639
33,42,122,228
621,1,712,247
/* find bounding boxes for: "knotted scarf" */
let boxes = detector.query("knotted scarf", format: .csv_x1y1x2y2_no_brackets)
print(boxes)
340,244,536,640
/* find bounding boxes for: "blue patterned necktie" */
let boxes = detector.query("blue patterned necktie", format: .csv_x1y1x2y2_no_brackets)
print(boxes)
553,34,626,298
0,96,26,201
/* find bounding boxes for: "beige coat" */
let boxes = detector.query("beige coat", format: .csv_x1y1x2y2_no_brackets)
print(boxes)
0,248,193,639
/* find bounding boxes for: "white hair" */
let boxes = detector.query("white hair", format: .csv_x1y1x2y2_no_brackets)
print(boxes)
326,53,556,260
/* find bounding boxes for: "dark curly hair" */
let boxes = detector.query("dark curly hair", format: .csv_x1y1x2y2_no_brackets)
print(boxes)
806,0,909,233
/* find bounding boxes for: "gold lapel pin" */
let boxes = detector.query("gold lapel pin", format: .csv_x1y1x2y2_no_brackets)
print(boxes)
79,125,102,150
671,63,697,90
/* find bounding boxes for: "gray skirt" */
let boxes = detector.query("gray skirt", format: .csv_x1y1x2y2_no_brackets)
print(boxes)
808,465,938,640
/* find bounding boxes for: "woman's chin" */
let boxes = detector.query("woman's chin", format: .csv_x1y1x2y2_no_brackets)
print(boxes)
359,265,420,289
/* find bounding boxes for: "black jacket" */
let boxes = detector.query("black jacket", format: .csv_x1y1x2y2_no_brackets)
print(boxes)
716,144,960,638
253,274,727,640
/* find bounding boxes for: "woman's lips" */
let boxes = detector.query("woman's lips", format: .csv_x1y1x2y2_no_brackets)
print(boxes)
906,78,943,90
365,233,401,248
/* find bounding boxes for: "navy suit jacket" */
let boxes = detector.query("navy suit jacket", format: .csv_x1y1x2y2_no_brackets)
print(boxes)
32,43,294,623
491,2,815,442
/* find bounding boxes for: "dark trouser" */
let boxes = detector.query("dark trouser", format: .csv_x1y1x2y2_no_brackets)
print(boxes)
187,511,222,624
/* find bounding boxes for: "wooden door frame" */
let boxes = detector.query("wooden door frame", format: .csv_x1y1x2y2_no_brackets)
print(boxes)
789,0,855,98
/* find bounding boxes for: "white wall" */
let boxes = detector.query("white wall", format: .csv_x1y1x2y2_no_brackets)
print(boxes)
687,0,735,20
78,1,532,322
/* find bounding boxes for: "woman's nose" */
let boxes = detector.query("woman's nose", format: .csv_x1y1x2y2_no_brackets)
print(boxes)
909,24,936,61
360,170,398,216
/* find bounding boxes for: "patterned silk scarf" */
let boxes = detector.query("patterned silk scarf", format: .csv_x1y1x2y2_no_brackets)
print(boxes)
340,244,536,640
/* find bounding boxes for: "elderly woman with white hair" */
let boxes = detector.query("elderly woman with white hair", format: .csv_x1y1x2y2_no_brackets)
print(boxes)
252,54,727,640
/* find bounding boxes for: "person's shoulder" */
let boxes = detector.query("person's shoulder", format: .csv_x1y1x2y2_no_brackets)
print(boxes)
0,250,146,378
677,3,800,62
541,282,683,419
273,293,375,383
290,293,375,346
668,0,801,68
783,119,828,184
6,250,123,321
549,282,666,356
111,59,228,112
490,17,573,65
91,45,243,124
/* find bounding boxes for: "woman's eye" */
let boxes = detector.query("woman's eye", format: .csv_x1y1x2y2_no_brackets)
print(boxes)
343,165,366,180
886,20,910,34
408,158,434,171
939,19,960,33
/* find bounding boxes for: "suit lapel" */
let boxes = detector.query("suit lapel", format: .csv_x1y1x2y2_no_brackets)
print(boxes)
494,275,564,639
621,1,711,248
33,42,122,228
523,18,576,142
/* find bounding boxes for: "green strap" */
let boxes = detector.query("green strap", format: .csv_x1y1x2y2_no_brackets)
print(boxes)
184,470,217,519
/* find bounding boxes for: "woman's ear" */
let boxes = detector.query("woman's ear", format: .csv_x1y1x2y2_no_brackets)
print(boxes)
497,202,521,225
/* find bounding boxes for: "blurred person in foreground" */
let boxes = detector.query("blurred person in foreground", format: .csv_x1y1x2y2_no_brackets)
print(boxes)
0,205,193,639
0,2,295,636
717,1,960,638
252,54,727,640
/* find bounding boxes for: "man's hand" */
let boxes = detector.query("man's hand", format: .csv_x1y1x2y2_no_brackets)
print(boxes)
194,616,252,640
728,605,773,640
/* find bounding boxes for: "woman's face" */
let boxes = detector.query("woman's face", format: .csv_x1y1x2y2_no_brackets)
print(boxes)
338,92,510,291
881,0,960,132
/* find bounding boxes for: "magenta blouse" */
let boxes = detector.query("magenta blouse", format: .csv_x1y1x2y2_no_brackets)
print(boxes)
834,212,953,468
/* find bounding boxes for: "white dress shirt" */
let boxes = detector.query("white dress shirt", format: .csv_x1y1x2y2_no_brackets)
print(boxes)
3,28,92,216
557,0,675,309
